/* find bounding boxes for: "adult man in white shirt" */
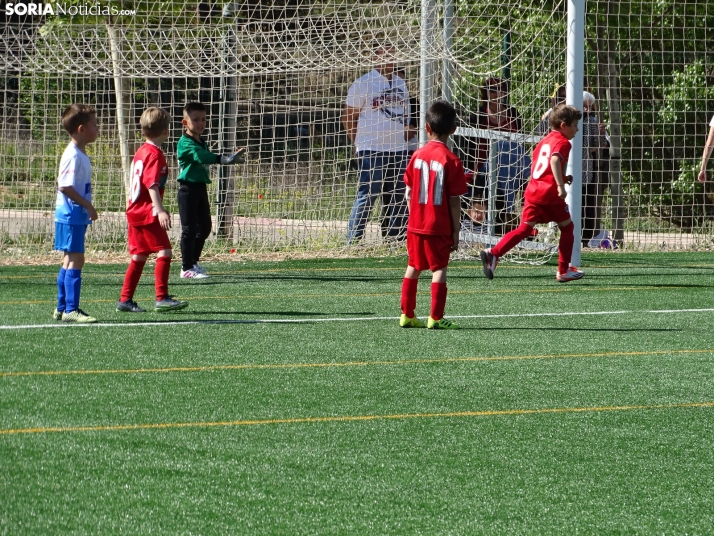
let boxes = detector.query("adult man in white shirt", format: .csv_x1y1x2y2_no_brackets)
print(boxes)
342,42,417,243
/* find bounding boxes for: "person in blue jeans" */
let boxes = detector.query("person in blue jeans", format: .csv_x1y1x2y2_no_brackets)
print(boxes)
348,151,409,242
342,42,416,244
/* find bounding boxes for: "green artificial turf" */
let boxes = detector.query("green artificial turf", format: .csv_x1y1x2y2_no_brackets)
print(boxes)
1,253,714,534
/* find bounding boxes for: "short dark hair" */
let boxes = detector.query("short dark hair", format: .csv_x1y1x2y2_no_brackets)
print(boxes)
61,104,96,134
140,107,170,137
549,104,582,130
426,99,456,136
183,102,206,116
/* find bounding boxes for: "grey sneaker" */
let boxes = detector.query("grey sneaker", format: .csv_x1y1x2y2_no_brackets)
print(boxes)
62,308,98,323
155,297,188,312
53,308,64,321
193,263,208,275
116,300,146,313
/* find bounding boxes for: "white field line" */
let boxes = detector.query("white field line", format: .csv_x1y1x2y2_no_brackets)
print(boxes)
2,308,714,330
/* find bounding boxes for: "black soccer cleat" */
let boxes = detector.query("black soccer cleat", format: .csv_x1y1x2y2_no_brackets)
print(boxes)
480,249,498,280
116,300,147,313
155,297,188,312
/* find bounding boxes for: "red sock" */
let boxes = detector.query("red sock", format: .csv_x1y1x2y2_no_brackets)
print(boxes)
491,223,533,257
155,255,171,300
120,259,146,302
431,282,447,321
558,221,575,274
401,277,419,318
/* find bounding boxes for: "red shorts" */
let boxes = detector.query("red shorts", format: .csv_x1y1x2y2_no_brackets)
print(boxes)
128,219,172,255
407,231,452,272
521,199,571,225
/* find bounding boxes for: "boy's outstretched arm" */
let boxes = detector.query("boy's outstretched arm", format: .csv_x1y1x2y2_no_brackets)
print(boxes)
220,147,246,165
58,185,98,220
180,143,219,165
180,143,245,166
449,196,461,251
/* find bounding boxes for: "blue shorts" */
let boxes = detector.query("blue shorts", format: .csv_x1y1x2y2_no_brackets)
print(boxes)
54,222,87,253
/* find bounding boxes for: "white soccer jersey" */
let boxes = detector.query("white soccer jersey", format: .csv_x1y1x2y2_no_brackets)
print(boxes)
345,69,409,153
54,142,92,225
710,115,714,128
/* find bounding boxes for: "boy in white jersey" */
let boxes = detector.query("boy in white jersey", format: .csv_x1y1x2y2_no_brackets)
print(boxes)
53,104,99,323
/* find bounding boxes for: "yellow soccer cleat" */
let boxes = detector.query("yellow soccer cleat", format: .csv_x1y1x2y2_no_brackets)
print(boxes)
62,309,97,323
399,314,425,328
427,316,460,330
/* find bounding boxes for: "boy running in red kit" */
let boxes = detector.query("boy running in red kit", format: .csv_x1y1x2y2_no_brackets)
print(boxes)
480,104,584,283
400,100,468,329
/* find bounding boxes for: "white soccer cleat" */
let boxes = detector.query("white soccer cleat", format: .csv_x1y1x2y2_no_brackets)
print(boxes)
556,266,584,283
193,263,208,276
180,268,209,280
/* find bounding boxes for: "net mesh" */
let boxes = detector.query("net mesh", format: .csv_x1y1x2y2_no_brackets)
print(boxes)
1,1,713,259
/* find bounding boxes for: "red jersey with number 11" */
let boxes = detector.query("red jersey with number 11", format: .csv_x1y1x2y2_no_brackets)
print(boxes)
403,140,468,235
525,130,572,205
126,142,169,227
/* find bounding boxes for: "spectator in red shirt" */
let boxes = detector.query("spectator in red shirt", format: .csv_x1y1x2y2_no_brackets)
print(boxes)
456,77,523,232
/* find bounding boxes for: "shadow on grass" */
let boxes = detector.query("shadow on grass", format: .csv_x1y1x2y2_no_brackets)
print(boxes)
174,311,376,317
93,317,378,326
208,274,397,284
465,326,681,332
580,253,714,269
453,272,714,288
11,274,398,289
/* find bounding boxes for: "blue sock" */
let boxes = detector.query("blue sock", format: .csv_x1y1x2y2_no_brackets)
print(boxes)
56,267,67,312
64,269,82,313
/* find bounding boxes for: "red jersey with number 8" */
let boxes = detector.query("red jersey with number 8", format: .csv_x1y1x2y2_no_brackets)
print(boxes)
403,140,468,235
525,130,572,205
126,142,169,227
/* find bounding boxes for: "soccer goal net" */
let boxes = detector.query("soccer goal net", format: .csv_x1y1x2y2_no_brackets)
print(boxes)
1,1,712,259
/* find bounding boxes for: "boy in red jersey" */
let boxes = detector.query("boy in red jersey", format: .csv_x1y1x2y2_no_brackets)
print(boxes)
117,107,188,313
480,104,584,283
399,100,468,329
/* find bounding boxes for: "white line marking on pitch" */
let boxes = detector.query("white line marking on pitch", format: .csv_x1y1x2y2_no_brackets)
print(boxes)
1,308,714,330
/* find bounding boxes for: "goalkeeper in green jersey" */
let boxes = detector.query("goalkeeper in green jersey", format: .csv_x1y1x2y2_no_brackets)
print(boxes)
176,102,244,279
